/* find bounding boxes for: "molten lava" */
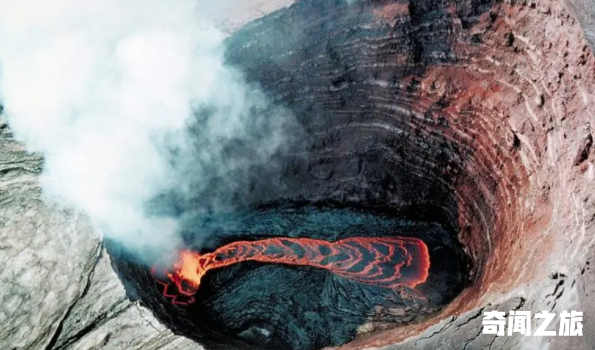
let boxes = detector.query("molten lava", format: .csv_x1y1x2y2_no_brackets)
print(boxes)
151,237,430,305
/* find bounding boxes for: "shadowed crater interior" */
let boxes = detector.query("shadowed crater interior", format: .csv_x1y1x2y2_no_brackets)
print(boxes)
108,203,469,350
104,0,522,349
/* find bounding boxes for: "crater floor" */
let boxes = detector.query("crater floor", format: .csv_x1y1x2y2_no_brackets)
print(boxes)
109,205,469,350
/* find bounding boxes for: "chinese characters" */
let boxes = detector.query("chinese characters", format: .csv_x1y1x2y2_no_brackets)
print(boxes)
482,310,583,336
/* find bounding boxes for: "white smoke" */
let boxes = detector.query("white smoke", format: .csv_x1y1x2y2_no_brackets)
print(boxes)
0,0,293,258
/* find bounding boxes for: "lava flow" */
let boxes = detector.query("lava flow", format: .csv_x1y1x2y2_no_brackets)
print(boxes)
151,237,430,305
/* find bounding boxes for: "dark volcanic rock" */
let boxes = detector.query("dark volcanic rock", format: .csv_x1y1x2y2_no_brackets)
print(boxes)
109,204,469,350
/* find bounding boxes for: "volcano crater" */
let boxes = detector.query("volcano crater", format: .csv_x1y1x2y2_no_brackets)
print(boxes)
106,0,595,349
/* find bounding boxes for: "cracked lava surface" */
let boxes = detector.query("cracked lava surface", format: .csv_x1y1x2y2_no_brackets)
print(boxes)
151,236,430,305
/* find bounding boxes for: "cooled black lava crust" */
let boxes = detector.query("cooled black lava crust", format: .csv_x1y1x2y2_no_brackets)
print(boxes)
107,203,469,350
104,0,499,349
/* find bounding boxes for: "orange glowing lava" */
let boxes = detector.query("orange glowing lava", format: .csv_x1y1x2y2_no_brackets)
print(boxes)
151,236,430,305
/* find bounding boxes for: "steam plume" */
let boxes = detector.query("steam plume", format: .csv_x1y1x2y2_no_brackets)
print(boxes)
0,0,293,259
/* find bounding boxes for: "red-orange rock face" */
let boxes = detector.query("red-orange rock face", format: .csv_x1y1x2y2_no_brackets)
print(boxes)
221,0,595,349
